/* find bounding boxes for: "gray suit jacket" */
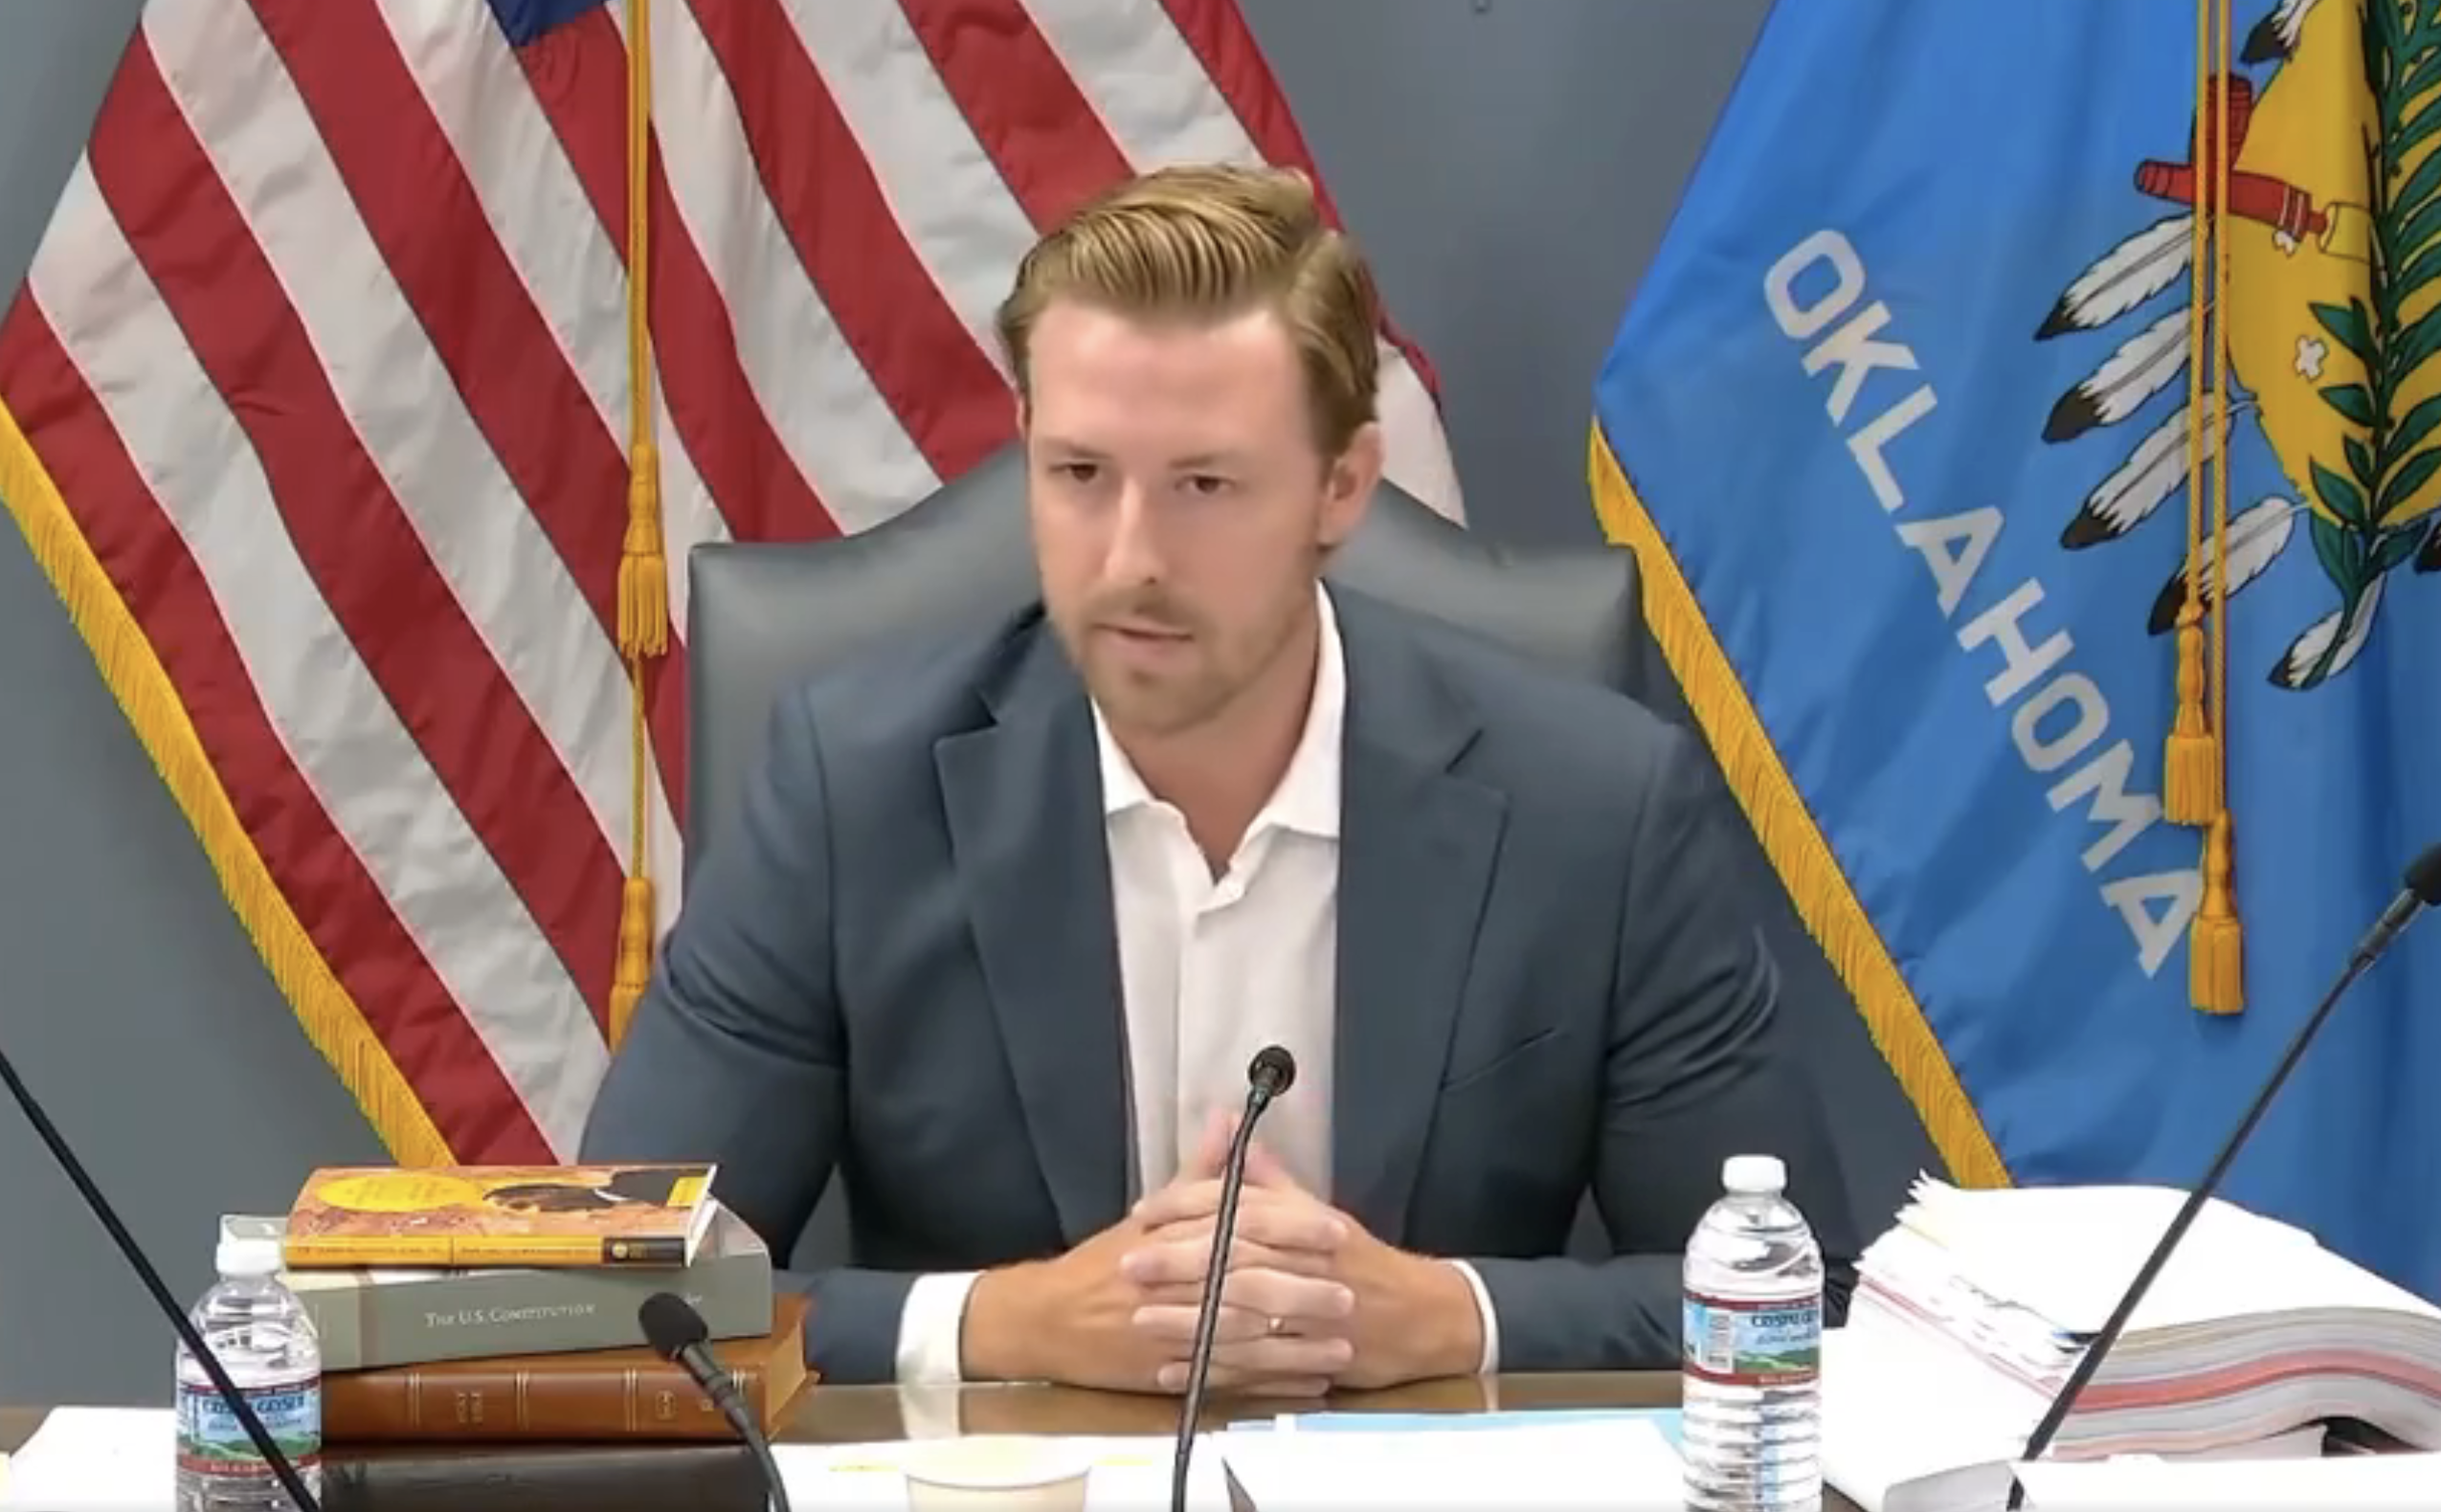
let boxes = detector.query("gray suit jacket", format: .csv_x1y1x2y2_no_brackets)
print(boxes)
581,586,1860,1385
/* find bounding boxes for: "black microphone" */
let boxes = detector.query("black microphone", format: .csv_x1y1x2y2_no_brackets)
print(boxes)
0,1042,324,1511
2007,840,2441,1505
640,1291,793,1512
1171,1044,1298,1512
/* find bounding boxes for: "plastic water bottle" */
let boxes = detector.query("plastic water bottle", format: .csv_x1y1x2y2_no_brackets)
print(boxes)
175,1232,324,1511
1681,1153,1823,1511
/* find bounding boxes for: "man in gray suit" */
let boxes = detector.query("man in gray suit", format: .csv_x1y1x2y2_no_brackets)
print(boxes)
581,163,1859,1393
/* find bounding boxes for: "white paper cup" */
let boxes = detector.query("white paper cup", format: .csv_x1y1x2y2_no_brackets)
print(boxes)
899,1434,1096,1512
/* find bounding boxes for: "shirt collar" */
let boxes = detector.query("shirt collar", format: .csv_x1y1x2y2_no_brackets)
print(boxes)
1093,581,1344,839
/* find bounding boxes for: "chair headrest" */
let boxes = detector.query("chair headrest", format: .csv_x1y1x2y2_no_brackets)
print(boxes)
683,445,1641,862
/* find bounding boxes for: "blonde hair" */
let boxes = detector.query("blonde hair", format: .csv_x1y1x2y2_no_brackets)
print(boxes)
996,163,1381,457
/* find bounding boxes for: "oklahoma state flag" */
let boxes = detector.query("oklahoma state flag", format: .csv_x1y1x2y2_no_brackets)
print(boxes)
1593,0,2441,1296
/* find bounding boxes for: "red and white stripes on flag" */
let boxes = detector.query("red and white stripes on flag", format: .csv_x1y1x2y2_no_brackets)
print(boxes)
0,0,1460,1166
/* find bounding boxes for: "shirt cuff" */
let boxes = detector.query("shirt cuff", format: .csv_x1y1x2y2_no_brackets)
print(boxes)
1443,1258,1500,1375
894,1270,981,1387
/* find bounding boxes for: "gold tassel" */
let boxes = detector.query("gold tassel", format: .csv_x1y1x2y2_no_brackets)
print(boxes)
609,0,663,1047
2192,0,2244,1013
618,438,667,658
2165,0,2216,829
617,0,664,665
2163,615,2219,822
610,875,657,1044
2191,815,2243,1013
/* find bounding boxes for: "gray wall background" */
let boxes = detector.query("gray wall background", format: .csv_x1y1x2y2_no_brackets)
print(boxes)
0,0,1933,1407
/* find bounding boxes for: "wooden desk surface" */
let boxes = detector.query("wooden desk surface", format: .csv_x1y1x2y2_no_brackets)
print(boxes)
2,1374,1863,1510
792,1369,1683,1439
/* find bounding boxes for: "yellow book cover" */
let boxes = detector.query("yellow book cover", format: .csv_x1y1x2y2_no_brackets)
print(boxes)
280,1164,719,1269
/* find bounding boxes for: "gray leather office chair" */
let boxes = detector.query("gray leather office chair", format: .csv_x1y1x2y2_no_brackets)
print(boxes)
683,442,1644,1266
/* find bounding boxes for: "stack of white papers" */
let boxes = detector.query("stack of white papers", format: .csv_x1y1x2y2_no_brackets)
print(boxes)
0,1407,173,1511
2013,1449,2441,1508
1824,1176,2441,1511
1219,1417,1684,1509
1855,1176,2441,1457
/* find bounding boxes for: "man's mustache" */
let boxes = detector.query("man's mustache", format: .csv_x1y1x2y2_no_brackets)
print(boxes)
1087,593,1198,634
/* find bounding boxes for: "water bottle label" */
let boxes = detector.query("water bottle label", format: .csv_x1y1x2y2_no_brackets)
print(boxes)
175,1379,322,1479
1683,1291,1821,1386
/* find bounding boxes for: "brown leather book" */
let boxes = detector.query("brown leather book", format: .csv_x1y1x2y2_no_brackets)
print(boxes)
324,1293,811,1441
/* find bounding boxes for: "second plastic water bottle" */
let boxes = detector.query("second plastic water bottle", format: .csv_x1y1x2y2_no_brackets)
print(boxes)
174,1231,324,1512
1681,1153,1823,1511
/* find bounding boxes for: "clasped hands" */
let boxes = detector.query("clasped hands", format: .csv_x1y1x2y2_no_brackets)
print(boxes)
962,1110,1482,1396
1122,1113,1367,1395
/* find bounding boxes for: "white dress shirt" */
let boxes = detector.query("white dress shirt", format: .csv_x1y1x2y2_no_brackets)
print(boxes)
894,586,1499,1384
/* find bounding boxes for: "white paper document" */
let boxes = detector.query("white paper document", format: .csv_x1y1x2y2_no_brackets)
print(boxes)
0,1406,174,1511
1217,1418,1685,1509
2014,1449,2441,1508
1891,1180,2334,1336
0,1411,1674,1510
777,1434,1231,1511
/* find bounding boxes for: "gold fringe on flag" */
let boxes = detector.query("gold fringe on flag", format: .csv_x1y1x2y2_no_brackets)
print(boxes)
610,0,665,1045
0,402,452,1164
2190,0,2243,1012
1589,434,2010,1190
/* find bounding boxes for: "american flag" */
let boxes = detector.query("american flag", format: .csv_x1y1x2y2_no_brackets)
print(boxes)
0,0,1460,1166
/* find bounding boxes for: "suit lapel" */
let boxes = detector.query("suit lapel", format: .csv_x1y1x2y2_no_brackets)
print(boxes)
935,623,1131,1247
1330,594,1507,1245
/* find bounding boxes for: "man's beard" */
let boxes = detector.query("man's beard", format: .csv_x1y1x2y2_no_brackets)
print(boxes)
1079,634,1233,737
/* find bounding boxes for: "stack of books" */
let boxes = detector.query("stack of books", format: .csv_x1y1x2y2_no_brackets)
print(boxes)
1821,1176,2441,1512
225,1162,812,1510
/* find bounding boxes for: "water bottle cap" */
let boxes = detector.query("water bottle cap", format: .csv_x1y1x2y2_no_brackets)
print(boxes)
1722,1154,1785,1194
214,1234,285,1279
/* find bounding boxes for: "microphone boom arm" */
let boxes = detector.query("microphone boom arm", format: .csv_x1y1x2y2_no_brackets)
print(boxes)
1173,1097,1266,1469
2020,947,2369,1465
1171,1046,1296,1512
0,1044,322,1511
2009,842,2441,1503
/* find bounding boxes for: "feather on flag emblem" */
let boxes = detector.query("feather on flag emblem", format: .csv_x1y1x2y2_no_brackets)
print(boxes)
2042,0,2435,689
2037,0,2440,1013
